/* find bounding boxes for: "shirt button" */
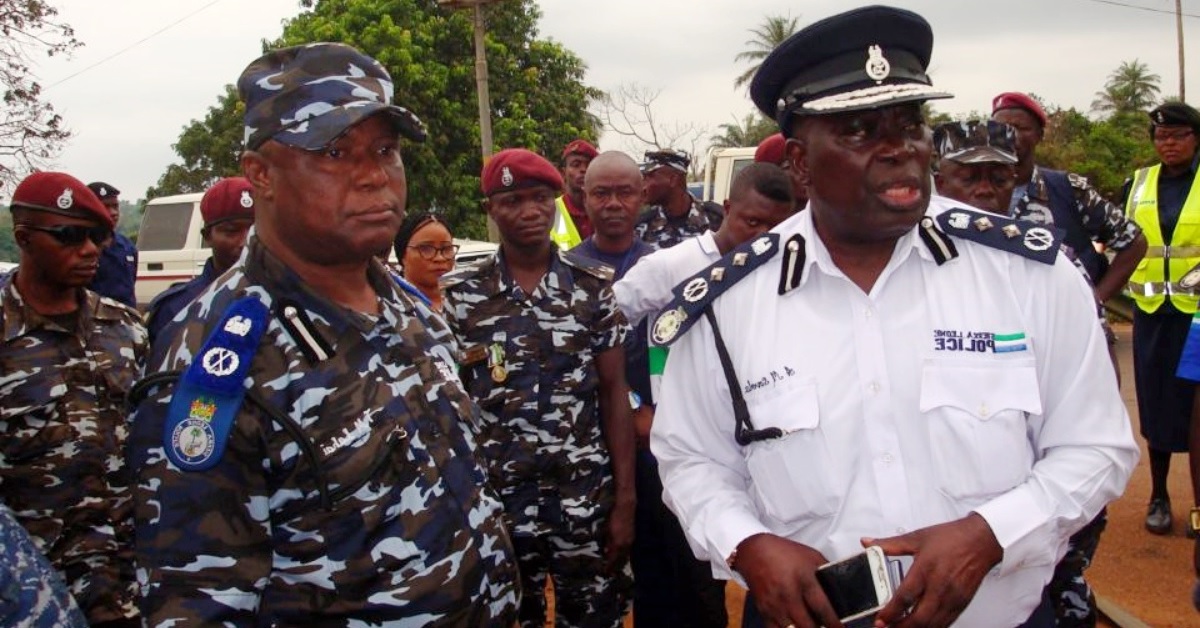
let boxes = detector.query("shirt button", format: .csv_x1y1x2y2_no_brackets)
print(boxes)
882,453,894,464
864,308,874,319
868,382,881,395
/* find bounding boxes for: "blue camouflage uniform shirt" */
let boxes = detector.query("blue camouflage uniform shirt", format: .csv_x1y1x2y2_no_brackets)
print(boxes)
0,503,87,627
145,258,220,344
129,238,519,627
89,232,138,307
0,278,145,624
442,249,628,538
634,196,725,251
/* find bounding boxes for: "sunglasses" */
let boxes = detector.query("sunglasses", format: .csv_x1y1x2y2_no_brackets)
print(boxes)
23,224,113,247
408,243,460,260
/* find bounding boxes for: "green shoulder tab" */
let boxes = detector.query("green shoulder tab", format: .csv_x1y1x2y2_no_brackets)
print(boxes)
562,250,615,282
650,233,780,347
936,207,1062,265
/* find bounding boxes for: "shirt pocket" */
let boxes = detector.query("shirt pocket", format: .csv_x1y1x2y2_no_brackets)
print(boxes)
743,379,838,524
919,359,1041,501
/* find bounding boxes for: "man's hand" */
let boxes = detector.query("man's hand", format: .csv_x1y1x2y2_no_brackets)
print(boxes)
603,498,635,574
734,533,842,628
633,406,654,450
867,513,1003,628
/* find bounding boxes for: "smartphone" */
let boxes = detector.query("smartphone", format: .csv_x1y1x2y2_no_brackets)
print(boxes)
815,546,894,625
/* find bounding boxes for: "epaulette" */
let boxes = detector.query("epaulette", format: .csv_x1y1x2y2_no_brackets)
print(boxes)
649,233,779,347
562,250,615,282
936,207,1062,265
163,296,269,472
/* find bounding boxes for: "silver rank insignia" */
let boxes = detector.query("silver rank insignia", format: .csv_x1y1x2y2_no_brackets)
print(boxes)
240,190,254,208
223,316,253,337
710,267,725,282
751,236,773,256
201,347,240,377
1002,224,1022,239
500,166,514,187
973,217,994,232
682,277,709,302
652,307,687,344
865,45,891,83
56,188,74,209
948,212,970,230
1023,227,1054,252
733,252,749,266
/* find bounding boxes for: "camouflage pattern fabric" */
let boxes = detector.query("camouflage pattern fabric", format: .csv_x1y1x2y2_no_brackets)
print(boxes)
0,279,145,625
634,198,725,250
1013,167,1142,254
442,249,630,627
512,533,633,628
0,503,88,627
128,239,518,627
1048,509,1107,627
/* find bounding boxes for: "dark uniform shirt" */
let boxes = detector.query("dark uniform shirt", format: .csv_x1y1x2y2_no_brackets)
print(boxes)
0,503,87,627
89,233,138,308
145,258,220,345
0,279,145,624
442,250,628,537
634,196,724,250
129,239,519,627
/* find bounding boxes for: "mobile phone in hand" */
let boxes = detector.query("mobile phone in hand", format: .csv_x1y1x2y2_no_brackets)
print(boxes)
814,546,895,625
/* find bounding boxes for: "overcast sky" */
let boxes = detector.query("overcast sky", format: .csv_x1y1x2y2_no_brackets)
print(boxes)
22,0,1200,202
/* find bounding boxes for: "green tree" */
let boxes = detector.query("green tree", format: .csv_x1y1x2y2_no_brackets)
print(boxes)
1,0,82,190
709,112,776,148
733,14,800,90
1090,59,1161,117
151,0,601,240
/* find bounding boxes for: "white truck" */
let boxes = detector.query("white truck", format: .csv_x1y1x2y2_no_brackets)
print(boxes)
135,192,497,306
701,146,757,204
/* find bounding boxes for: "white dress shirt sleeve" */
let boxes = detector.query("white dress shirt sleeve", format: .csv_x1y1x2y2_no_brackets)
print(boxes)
972,253,1138,576
650,321,772,582
613,253,675,327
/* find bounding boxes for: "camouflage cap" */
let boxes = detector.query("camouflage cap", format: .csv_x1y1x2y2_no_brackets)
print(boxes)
640,148,690,174
238,42,427,151
933,120,1018,165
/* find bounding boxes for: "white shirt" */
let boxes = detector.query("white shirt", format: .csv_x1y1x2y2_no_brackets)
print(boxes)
614,231,720,326
650,199,1138,627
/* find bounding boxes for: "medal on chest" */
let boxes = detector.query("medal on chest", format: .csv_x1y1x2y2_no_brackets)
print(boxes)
488,342,507,383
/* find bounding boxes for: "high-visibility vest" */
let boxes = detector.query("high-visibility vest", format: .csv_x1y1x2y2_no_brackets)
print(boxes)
551,197,582,251
1125,163,1200,313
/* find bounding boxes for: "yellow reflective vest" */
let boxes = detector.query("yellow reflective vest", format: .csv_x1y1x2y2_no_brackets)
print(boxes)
1125,163,1200,313
551,196,582,251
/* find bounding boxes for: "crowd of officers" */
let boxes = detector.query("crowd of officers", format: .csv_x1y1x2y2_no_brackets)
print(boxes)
1,4,1199,627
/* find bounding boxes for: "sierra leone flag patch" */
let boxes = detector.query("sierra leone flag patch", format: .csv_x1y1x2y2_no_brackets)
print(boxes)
992,332,1027,353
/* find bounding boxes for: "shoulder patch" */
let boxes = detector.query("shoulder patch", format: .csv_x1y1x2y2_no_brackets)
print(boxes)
937,206,1062,265
650,233,779,347
562,250,615,282
163,296,268,472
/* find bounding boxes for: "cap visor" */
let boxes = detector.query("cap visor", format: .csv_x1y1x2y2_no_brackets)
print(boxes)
944,147,1018,165
798,83,953,115
274,102,427,151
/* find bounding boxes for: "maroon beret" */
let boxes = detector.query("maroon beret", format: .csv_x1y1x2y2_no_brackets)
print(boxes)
992,91,1048,128
561,139,599,161
201,177,256,226
754,133,788,165
481,148,564,197
10,172,114,228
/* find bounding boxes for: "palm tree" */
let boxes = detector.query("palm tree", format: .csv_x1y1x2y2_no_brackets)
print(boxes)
710,113,778,148
733,15,801,90
1091,59,1161,116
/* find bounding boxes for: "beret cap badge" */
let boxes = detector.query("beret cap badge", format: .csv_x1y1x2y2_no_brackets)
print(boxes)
56,188,74,210
501,166,515,187
865,45,891,83
240,190,254,208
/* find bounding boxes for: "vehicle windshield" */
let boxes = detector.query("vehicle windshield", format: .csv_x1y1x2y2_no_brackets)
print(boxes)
138,203,193,251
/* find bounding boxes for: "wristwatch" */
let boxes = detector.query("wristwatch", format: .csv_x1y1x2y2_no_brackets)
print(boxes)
628,390,643,411
1190,507,1200,535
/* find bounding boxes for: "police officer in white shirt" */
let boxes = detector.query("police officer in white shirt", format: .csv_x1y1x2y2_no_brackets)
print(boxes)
648,6,1138,628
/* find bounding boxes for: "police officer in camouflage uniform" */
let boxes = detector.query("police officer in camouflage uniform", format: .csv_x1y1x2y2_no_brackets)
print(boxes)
443,148,636,628
634,149,724,250
146,176,256,343
127,43,519,626
1,171,145,627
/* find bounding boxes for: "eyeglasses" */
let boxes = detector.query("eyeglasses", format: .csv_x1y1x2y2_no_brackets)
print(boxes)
408,243,459,260
22,224,113,247
1153,130,1195,143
